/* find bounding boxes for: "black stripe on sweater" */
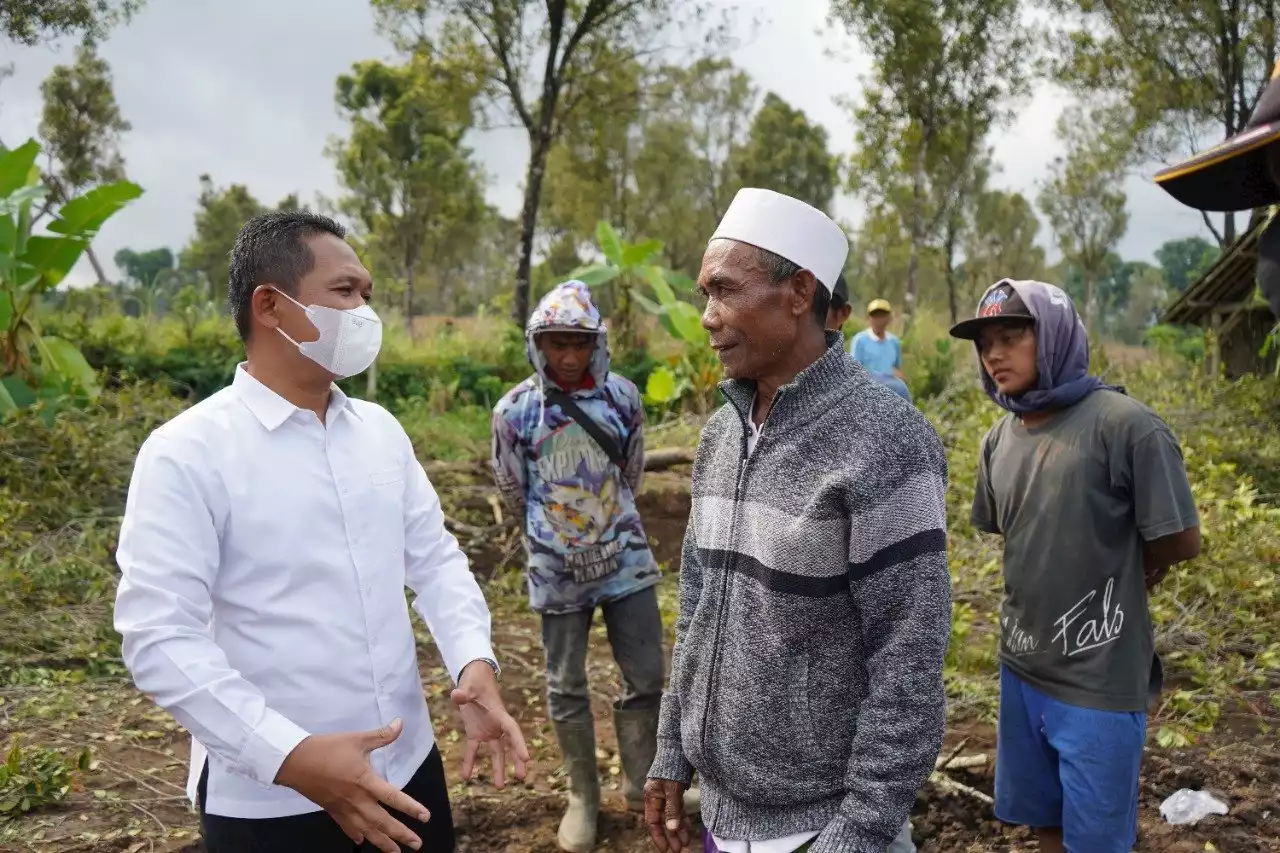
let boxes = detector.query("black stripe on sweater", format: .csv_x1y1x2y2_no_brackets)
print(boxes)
697,548,848,598
848,528,947,583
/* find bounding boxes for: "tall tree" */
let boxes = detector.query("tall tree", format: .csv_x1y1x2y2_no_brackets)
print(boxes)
540,55,647,244
374,0,723,323
1117,264,1170,344
114,246,175,288
1155,236,1221,293
180,176,296,297
539,56,755,274
1038,104,1131,332
958,188,1047,310
832,0,1031,323
654,58,756,223
731,92,837,213
2,0,142,45
846,206,946,310
38,40,131,284
1041,0,1277,246
329,49,486,337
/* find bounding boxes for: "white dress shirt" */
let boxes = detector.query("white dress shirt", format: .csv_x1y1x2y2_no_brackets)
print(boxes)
712,833,818,853
114,365,497,819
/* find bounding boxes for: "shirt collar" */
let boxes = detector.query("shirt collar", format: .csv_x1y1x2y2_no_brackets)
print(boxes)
232,362,360,431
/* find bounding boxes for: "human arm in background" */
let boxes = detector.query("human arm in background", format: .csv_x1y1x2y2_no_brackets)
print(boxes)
643,515,705,853
1144,528,1201,588
114,434,428,853
402,436,529,787
623,382,646,496
490,401,528,521
1119,420,1201,589
810,447,953,853
892,336,906,381
970,431,1002,535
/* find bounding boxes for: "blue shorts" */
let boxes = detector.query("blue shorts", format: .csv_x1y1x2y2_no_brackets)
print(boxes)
995,666,1146,853
869,372,913,402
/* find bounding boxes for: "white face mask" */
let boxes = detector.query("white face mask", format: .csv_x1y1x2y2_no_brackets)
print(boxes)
272,289,382,379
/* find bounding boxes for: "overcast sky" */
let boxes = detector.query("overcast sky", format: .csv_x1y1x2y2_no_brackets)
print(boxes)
0,0,1212,286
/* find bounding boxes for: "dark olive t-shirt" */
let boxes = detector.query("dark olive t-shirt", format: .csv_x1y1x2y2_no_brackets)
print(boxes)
972,389,1199,712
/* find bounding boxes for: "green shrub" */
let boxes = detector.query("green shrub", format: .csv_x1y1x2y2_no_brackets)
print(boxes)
0,739,90,818
399,404,493,463
0,383,183,676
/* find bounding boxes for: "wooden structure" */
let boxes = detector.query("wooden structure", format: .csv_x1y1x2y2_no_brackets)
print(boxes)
1162,210,1279,377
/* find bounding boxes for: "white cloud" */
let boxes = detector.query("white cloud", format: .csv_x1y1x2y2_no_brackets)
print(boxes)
0,0,1213,287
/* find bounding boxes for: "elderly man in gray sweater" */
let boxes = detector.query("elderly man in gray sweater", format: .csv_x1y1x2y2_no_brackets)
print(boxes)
643,189,952,853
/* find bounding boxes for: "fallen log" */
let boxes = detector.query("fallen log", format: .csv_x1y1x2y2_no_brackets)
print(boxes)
928,770,994,805
936,753,988,770
644,448,695,471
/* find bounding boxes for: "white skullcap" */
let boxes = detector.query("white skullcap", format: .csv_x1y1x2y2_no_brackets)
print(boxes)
709,188,849,292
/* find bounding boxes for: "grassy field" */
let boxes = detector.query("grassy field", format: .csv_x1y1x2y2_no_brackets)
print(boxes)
1,347,1278,852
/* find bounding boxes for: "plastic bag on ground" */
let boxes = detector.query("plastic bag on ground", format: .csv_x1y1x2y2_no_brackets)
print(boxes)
1159,789,1230,825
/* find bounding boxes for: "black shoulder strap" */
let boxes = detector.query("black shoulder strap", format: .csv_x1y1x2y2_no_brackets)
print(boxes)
544,387,627,471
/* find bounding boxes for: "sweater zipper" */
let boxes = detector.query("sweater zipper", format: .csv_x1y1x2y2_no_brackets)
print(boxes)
698,391,775,758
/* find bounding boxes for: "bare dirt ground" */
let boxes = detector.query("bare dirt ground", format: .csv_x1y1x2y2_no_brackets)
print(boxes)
2,475,1277,852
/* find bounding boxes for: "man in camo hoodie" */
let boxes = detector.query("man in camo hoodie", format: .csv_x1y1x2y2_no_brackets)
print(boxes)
492,280,679,852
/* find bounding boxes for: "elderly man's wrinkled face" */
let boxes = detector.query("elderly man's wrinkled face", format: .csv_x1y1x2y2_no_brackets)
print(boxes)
697,239,804,380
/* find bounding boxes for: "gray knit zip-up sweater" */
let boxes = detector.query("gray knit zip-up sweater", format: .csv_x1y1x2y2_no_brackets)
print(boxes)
649,333,952,853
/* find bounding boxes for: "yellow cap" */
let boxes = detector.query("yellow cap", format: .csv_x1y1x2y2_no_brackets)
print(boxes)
867,298,892,315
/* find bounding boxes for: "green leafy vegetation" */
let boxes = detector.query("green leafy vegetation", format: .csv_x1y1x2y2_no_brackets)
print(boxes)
4,1,1280,845
0,739,91,818
0,140,141,417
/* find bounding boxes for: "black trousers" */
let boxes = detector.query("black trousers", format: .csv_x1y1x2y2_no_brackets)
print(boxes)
198,746,455,853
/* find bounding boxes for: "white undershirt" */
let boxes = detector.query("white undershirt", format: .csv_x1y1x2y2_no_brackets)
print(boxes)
746,415,764,457
719,396,820,853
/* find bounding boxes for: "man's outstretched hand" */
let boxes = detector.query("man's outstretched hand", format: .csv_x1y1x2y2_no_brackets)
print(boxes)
644,778,692,852
275,718,429,853
451,660,530,789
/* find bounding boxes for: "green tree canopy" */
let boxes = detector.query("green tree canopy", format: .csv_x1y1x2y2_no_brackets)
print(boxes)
1041,0,1277,245
1,0,142,46
1155,236,1221,294
957,188,1046,310
832,0,1030,321
1038,105,1131,331
731,92,837,214
329,47,487,335
374,0,727,323
113,247,175,288
38,41,131,284
179,176,297,296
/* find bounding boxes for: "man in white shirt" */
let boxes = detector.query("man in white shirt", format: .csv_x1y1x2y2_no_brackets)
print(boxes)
114,211,528,853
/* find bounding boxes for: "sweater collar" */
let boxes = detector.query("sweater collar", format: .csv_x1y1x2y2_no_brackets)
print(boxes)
719,331,858,429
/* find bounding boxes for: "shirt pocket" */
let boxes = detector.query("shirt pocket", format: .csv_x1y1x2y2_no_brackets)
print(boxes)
362,465,407,556
369,467,404,487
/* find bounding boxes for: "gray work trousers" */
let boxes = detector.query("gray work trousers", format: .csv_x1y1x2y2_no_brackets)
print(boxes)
541,585,666,724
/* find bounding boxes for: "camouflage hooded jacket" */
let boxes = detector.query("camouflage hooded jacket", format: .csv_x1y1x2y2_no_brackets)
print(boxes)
490,281,660,615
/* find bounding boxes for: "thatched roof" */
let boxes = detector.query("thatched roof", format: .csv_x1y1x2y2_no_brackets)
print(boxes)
1162,208,1275,325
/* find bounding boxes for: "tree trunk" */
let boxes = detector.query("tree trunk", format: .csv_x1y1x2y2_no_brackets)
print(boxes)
513,133,551,325
905,141,926,329
86,246,109,286
404,262,417,342
1083,270,1095,333
1223,210,1236,245
944,220,960,325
